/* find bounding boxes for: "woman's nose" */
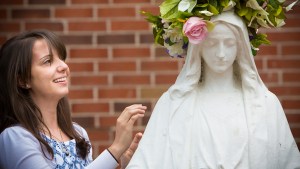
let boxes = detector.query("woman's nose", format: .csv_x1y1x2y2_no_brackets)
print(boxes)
57,60,69,72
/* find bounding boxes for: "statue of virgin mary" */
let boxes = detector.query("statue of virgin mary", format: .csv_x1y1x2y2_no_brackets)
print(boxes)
126,9,300,169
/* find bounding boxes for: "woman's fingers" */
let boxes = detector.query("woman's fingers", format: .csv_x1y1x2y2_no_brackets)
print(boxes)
118,104,147,123
109,104,147,160
120,132,143,169
128,113,144,126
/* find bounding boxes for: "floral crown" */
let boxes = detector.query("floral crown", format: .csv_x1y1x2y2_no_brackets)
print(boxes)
143,0,298,57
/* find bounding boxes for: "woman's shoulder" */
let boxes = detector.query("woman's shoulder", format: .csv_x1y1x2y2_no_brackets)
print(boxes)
1,125,35,139
0,125,40,147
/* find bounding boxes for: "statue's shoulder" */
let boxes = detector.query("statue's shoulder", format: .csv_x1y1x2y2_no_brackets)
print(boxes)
264,90,284,110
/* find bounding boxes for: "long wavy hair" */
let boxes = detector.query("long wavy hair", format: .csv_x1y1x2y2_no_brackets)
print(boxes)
0,30,90,159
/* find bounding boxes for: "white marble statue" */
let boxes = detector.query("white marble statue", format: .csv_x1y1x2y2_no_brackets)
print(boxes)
126,11,300,169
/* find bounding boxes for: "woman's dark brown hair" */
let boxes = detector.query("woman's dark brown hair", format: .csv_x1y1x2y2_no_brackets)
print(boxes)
0,30,90,159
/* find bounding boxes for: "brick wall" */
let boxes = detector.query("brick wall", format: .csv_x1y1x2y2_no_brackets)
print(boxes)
0,0,299,160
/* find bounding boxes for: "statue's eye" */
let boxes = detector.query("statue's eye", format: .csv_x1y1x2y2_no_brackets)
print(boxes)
225,39,236,47
204,39,217,46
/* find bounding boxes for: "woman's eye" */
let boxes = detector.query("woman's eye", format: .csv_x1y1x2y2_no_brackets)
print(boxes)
43,59,52,65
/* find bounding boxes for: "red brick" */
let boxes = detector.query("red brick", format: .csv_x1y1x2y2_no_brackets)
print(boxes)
60,35,92,45
0,0,23,5
286,114,300,123
25,22,63,31
111,20,149,31
282,99,300,109
156,73,178,84
28,0,66,4
98,34,134,44
86,129,110,141
113,75,150,85
71,75,108,85
140,34,154,44
155,47,172,58
141,60,178,71
98,61,136,71
72,117,95,128
256,45,277,56
254,58,263,69
0,22,20,32
268,59,300,69
267,32,300,42
141,87,168,98
72,102,109,113
259,72,279,83
55,8,93,18
114,102,152,112
69,48,108,59
68,62,93,72
99,116,118,127
69,21,106,31
68,88,93,99
113,47,150,58
97,7,135,18
98,88,136,98
269,86,300,96
139,114,151,126
283,72,300,82
291,127,300,137
114,0,150,3
285,18,300,27
140,6,160,16
71,0,108,4
12,9,50,19
282,45,300,55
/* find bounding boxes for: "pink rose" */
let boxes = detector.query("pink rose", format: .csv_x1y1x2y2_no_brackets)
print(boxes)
183,17,208,44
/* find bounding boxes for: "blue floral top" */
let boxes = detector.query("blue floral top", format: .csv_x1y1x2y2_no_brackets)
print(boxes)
41,134,90,169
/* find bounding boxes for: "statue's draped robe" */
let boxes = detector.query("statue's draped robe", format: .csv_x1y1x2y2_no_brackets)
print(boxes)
127,11,300,169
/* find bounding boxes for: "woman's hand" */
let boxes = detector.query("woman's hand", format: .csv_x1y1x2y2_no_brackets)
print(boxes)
108,104,146,161
120,132,142,169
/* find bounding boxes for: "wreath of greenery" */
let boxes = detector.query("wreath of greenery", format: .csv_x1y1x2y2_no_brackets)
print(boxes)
143,0,298,57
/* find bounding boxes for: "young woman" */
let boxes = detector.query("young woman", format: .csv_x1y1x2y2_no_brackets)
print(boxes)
127,10,300,169
0,30,146,169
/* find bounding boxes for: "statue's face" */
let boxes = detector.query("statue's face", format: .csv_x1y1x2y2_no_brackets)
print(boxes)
201,23,237,74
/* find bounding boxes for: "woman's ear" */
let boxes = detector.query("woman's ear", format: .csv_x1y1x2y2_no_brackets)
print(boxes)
18,79,31,89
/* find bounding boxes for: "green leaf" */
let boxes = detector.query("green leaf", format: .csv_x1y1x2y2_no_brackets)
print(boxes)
195,3,209,8
205,20,215,31
208,4,219,15
245,9,253,21
274,5,282,16
237,6,249,16
188,0,197,13
268,0,280,9
251,48,257,56
220,0,229,7
160,0,181,19
251,33,271,48
268,14,276,26
153,28,164,46
141,11,161,24
209,0,218,7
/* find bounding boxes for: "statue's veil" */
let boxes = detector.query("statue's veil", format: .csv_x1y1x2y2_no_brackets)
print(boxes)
126,10,300,169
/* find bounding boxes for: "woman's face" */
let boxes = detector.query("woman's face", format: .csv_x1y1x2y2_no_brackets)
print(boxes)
28,39,70,102
201,23,237,74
